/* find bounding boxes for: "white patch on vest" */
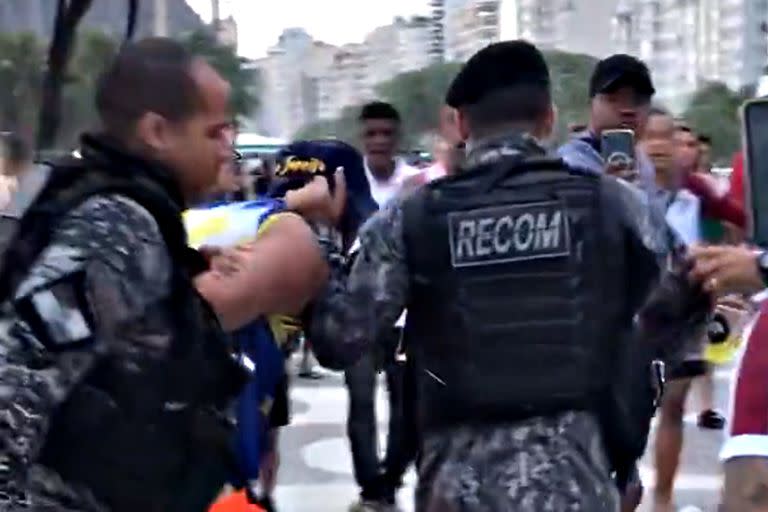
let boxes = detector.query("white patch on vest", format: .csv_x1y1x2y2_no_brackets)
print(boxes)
448,201,571,267
30,289,92,344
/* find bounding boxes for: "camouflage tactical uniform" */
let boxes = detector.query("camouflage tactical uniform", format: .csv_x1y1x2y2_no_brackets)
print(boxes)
0,195,173,511
308,134,713,511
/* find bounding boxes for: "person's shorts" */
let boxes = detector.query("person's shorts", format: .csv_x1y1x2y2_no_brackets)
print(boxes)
667,359,709,380
268,373,290,429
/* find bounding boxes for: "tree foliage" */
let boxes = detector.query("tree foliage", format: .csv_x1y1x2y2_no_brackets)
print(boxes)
58,30,118,146
683,81,744,165
181,30,259,122
294,51,598,148
376,62,463,147
0,27,259,149
0,32,46,134
294,104,363,144
546,50,598,140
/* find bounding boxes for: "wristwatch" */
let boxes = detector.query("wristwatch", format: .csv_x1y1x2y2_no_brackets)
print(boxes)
756,249,768,286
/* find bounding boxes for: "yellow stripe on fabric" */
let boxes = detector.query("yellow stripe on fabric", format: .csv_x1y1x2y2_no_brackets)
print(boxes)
258,211,302,345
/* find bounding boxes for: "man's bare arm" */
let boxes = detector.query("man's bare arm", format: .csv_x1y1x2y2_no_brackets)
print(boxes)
195,212,329,331
722,457,768,511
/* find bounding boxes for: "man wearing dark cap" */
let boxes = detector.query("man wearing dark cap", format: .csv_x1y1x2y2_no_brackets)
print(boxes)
559,54,656,188
305,41,712,511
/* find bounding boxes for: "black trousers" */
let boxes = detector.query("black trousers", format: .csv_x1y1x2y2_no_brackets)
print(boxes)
344,333,418,500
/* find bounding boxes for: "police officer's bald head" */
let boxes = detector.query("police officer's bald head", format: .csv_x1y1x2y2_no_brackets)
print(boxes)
446,41,554,142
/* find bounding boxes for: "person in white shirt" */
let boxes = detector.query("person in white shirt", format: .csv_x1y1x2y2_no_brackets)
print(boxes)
347,102,417,512
361,102,420,207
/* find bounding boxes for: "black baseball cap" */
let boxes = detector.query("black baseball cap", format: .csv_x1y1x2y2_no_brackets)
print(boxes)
446,40,550,108
589,54,655,99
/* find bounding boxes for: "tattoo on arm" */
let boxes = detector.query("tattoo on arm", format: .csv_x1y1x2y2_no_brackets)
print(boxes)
723,457,768,511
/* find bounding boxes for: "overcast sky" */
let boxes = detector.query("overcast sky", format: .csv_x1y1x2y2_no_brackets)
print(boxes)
186,0,431,59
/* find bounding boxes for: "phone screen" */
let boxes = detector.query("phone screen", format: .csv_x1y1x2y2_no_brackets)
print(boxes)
601,130,636,167
743,100,768,245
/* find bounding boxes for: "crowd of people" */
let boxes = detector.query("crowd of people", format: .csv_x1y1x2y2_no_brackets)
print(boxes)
2,34,768,512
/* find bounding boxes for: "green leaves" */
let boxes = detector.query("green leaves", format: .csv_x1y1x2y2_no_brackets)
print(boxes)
545,50,598,140
0,28,259,148
683,82,744,165
0,32,46,132
180,30,259,122
375,62,463,147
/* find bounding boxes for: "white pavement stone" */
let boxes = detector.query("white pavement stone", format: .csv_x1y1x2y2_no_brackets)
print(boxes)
281,370,728,511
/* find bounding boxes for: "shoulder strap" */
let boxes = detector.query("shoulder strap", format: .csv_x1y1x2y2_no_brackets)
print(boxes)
0,161,188,302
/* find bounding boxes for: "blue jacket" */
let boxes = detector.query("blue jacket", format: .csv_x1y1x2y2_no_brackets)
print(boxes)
558,131,681,259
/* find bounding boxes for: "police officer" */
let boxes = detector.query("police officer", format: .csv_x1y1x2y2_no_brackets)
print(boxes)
0,38,331,512
307,41,712,511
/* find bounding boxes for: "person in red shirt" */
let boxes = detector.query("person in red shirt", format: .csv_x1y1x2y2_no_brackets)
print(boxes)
685,150,746,229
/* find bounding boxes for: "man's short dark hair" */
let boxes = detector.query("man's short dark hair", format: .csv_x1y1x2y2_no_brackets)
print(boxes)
359,102,401,123
698,134,712,145
95,38,202,137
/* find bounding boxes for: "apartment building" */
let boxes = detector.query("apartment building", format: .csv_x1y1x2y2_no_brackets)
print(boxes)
258,16,436,137
505,0,616,57
445,0,501,62
316,44,370,121
256,28,337,137
612,0,768,112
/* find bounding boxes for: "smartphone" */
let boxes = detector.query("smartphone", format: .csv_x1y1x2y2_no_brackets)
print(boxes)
742,99,768,246
601,129,636,168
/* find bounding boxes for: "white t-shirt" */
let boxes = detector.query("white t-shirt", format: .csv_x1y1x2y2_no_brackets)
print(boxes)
363,157,420,207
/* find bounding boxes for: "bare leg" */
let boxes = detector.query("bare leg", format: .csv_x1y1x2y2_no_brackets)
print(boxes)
653,378,692,512
260,429,280,495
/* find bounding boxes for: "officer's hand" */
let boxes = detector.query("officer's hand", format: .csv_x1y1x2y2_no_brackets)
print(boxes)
285,169,347,225
605,161,638,182
688,244,764,296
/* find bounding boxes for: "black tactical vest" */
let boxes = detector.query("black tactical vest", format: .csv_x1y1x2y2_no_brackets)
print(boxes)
0,135,246,512
402,154,628,432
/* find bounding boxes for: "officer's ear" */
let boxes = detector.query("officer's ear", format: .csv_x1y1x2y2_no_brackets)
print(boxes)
455,108,471,142
538,103,557,140
135,111,175,154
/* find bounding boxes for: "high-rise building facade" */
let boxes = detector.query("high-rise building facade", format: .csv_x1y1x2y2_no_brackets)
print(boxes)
612,0,768,112
506,0,616,57
257,29,335,137
444,0,501,62
258,17,436,137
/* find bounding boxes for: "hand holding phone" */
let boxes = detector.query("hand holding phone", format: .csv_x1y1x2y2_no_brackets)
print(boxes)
602,129,637,181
